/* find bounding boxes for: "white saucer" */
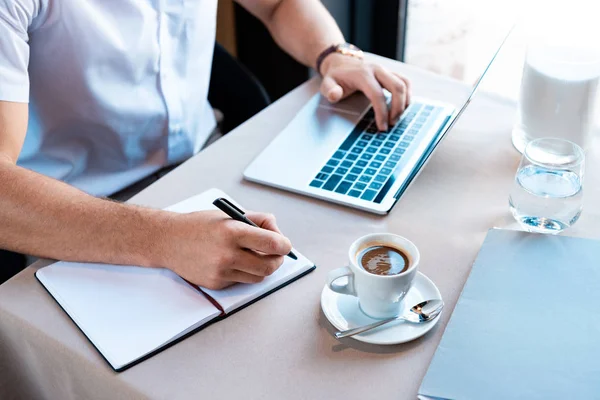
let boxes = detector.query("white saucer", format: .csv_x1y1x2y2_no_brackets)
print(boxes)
321,272,442,345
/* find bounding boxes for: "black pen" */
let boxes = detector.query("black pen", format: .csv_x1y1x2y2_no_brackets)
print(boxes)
213,198,298,260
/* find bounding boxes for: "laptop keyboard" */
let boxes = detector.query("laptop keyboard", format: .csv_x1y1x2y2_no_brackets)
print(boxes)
309,102,443,203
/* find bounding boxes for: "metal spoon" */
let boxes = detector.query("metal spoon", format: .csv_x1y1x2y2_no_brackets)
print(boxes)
334,299,444,339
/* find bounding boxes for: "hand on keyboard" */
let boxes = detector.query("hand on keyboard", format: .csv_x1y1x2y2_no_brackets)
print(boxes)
319,53,412,131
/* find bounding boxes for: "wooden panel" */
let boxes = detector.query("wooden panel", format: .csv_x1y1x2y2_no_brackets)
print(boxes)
216,0,237,57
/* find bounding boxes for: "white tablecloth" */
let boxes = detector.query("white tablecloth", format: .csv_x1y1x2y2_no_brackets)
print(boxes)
2,56,599,400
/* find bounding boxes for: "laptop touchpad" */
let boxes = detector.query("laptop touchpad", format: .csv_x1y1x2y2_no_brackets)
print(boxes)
317,93,371,116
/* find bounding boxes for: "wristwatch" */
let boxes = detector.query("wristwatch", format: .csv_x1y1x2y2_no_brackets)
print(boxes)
316,43,364,75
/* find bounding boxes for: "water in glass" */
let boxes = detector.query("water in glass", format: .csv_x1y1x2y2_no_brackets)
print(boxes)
509,138,584,234
509,165,582,233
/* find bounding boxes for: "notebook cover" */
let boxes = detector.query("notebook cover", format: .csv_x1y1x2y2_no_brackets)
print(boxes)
35,265,315,372
418,228,600,399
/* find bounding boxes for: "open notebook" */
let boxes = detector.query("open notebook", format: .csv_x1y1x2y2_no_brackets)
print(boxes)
36,188,315,372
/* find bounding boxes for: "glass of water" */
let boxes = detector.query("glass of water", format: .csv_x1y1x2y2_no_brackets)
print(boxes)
509,138,584,234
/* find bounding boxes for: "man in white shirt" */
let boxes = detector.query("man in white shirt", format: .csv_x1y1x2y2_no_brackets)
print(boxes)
0,0,411,288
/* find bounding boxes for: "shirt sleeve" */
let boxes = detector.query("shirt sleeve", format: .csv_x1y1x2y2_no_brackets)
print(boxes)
0,0,35,103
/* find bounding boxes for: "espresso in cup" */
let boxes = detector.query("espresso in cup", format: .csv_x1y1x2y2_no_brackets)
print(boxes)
327,233,420,319
357,245,410,276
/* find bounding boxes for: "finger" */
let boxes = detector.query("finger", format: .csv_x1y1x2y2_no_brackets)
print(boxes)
245,211,282,234
374,67,407,126
393,72,412,106
357,73,389,131
374,68,405,126
231,250,285,277
223,268,266,285
234,223,293,256
320,75,344,103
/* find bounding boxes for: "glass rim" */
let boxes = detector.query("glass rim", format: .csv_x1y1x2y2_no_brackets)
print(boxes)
524,138,585,169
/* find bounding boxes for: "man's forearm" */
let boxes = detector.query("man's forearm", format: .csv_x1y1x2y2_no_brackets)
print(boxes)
0,160,168,267
240,0,411,131
257,0,345,70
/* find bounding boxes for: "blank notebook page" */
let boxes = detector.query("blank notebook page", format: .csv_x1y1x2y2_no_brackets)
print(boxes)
36,263,220,370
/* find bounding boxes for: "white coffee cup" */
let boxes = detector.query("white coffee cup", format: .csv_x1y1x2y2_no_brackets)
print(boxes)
327,233,419,319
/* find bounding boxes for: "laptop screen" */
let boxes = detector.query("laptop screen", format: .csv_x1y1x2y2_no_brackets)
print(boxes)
439,25,515,139
392,25,515,201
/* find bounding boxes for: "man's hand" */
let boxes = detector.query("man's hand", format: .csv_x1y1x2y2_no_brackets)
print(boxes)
160,210,293,290
320,53,412,132
236,0,410,131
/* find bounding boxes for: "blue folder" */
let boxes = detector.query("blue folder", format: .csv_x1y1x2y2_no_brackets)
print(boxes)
419,228,600,400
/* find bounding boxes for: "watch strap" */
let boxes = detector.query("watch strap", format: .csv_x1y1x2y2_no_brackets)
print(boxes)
316,44,340,76
316,43,363,75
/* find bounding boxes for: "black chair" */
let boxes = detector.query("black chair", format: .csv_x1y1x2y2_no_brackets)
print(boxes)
208,42,271,134
0,250,26,285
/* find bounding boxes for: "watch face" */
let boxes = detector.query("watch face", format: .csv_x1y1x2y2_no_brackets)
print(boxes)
338,43,364,58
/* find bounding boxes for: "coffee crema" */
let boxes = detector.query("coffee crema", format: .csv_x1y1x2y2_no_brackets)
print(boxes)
357,245,410,276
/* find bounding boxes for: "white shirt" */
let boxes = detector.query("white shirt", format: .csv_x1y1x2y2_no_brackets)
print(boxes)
0,0,218,196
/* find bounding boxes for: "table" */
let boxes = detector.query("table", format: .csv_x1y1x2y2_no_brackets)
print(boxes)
2,55,599,400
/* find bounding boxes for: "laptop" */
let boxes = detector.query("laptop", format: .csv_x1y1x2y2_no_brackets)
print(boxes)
244,33,510,215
